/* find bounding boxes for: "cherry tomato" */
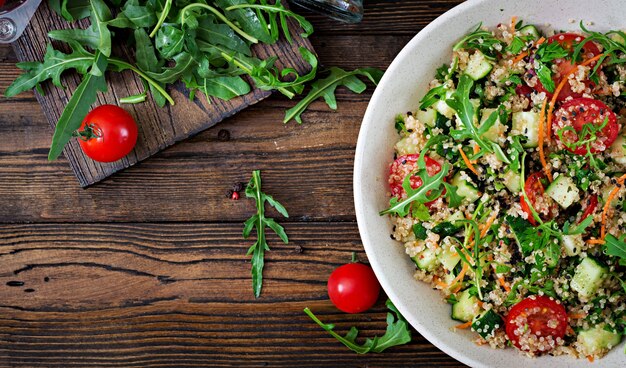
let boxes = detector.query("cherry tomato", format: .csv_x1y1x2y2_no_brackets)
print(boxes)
389,154,444,206
533,33,602,101
327,262,380,314
552,98,619,155
505,295,568,353
579,194,598,223
520,172,555,225
77,105,138,163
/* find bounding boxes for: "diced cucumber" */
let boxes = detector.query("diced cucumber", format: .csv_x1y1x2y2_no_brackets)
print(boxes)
394,136,419,155
570,257,607,299
447,211,465,224
415,108,437,128
512,111,540,148
471,309,503,339
438,246,461,272
465,50,494,81
451,289,482,322
501,169,521,194
609,135,626,166
518,25,540,40
609,32,626,44
451,172,481,203
561,234,584,257
442,270,456,285
577,324,623,356
546,175,580,209
436,91,456,119
479,108,507,142
412,247,438,271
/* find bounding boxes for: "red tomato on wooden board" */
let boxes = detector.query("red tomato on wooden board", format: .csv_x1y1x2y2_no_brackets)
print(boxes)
520,172,555,225
552,98,619,155
389,154,444,206
77,105,138,163
533,33,602,101
505,295,568,353
327,262,380,314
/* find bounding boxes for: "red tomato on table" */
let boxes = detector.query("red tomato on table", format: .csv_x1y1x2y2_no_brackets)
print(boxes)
389,154,444,206
505,295,568,353
77,105,138,163
533,33,602,101
552,98,619,155
327,262,380,314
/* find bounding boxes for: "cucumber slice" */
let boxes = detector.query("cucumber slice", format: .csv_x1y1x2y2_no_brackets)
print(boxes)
438,246,461,272
451,289,482,322
415,108,437,128
451,172,481,203
546,175,580,209
471,309,503,339
577,324,623,356
512,111,540,148
465,50,493,81
609,135,626,165
479,108,507,142
501,169,521,194
436,91,456,119
570,257,607,299
561,234,584,257
447,211,465,224
518,25,540,40
394,136,419,155
412,247,438,271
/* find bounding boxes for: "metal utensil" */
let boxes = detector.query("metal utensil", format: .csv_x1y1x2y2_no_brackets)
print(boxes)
0,0,41,43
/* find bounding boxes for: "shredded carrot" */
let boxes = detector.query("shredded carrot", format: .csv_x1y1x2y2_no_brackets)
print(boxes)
450,283,463,293
450,263,469,287
587,239,606,245
510,16,517,34
434,277,448,289
470,144,480,164
587,355,594,363
512,51,528,64
477,300,484,308
455,320,473,329
537,99,553,182
535,37,546,46
546,53,605,139
568,313,586,319
600,173,626,239
465,212,472,220
459,147,479,176
480,212,498,238
487,254,494,262
498,276,511,292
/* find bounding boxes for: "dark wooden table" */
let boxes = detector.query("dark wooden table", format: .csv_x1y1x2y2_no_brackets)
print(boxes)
0,1,467,367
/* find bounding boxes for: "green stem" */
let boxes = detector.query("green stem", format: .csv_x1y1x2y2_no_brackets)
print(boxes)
180,3,258,44
219,52,294,98
109,58,175,106
149,0,172,38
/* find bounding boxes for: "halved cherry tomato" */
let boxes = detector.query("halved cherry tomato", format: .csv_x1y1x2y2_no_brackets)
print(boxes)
520,172,556,225
389,154,444,206
552,98,619,155
327,262,380,314
505,295,568,353
533,33,602,101
579,194,598,223
77,105,138,163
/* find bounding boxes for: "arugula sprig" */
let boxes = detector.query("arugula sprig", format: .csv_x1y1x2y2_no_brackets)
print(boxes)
555,116,609,170
453,23,504,58
243,170,289,298
574,22,626,82
605,234,626,267
304,299,412,354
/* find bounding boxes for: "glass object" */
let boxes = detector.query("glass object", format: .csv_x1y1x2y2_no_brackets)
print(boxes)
289,0,363,24
0,0,41,43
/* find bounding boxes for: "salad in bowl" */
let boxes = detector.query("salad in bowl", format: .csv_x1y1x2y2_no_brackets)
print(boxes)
379,18,626,360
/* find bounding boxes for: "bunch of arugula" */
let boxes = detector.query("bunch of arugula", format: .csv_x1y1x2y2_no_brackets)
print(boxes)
304,299,412,354
6,0,383,160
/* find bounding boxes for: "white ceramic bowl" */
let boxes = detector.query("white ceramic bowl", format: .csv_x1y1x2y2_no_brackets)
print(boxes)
354,0,625,367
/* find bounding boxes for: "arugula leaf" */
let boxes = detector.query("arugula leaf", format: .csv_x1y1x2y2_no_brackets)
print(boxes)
605,234,626,264
48,51,109,161
412,223,428,240
419,85,447,110
535,61,555,93
50,0,91,22
243,170,289,298
215,0,272,44
108,0,158,29
563,216,594,235
284,67,383,124
536,41,569,63
453,23,504,58
443,182,465,208
507,36,526,54
505,215,551,256
304,299,412,354
4,42,95,97
445,74,493,152
411,202,430,221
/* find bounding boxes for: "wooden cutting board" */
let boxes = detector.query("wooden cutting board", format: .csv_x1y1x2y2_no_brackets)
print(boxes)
11,1,313,187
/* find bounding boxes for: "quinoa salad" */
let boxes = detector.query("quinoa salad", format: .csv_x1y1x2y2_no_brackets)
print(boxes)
380,19,626,360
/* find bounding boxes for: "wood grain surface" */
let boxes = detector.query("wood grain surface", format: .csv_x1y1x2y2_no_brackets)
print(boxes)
11,0,313,187
0,0,468,367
